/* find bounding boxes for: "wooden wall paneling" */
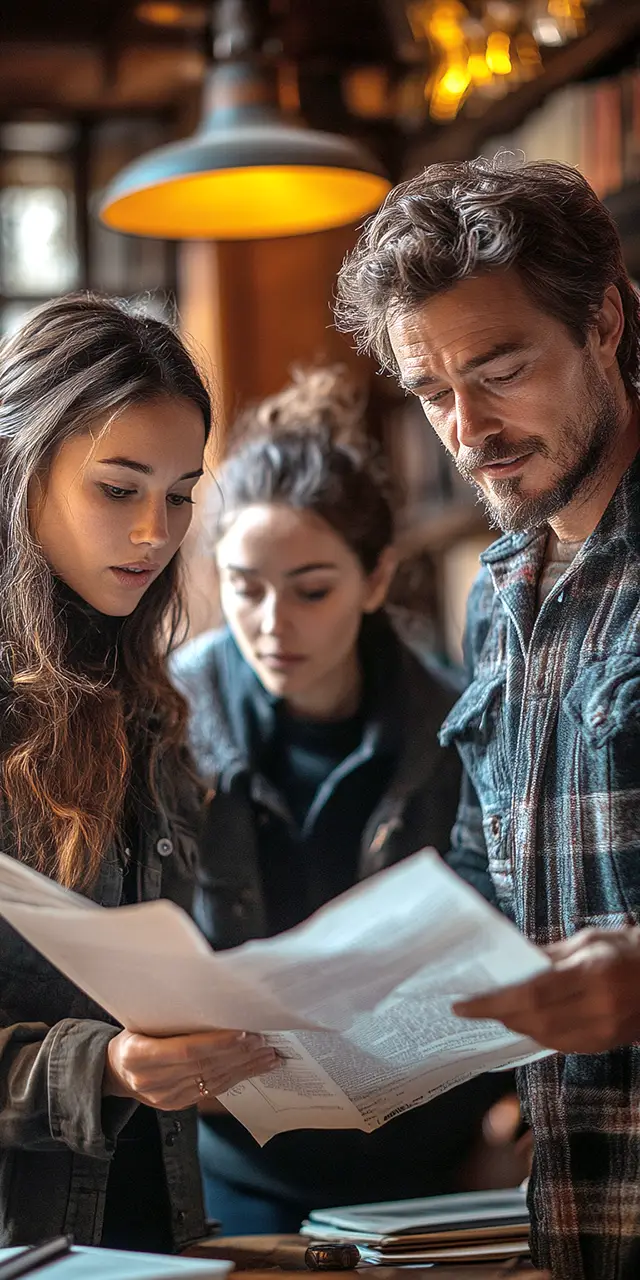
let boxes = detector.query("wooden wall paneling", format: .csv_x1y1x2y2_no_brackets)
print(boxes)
177,221,370,638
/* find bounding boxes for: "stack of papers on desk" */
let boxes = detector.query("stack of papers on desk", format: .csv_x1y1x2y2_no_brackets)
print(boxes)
0,847,552,1146
301,1188,530,1264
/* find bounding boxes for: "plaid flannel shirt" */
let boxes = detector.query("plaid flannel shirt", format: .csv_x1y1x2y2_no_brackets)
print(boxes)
440,452,640,1280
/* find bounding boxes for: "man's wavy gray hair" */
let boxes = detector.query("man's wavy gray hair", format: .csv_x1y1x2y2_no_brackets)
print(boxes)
335,156,640,398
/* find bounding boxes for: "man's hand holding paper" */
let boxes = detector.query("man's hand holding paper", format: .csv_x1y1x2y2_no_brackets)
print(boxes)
454,924,640,1054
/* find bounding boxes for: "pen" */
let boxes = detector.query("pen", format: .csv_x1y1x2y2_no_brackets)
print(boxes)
0,1236,73,1280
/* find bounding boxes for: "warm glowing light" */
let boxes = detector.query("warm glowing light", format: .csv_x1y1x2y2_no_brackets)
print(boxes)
408,0,468,44
534,0,587,44
429,1,470,49
548,0,585,23
468,52,493,85
428,57,472,119
485,31,512,76
100,167,391,240
440,63,471,95
135,2,204,27
411,0,581,120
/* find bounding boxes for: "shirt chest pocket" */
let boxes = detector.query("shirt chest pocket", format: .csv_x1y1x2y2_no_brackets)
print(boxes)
439,668,511,802
563,653,640,920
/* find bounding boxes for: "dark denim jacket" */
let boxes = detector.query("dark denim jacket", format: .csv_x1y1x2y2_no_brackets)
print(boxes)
0,794,206,1249
171,613,465,951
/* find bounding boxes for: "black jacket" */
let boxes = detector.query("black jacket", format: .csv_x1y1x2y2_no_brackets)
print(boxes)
0,593,206,1249
171,614,507,1208
172,612,464,949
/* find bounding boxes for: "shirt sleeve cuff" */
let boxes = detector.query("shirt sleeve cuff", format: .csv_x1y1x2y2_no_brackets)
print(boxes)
47,1019,137,1158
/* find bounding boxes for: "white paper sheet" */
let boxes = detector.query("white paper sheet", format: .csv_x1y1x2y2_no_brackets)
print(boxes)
0,848,551,1143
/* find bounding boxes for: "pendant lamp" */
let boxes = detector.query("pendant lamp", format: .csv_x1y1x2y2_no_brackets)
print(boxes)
99,1,391,240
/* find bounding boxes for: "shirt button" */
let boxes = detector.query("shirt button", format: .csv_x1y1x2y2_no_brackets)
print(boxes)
165,1132,177,1147
173,1119,182,1133
156,837,173,857
490,814,502,839
232,901,248,919
175,1210,186,1225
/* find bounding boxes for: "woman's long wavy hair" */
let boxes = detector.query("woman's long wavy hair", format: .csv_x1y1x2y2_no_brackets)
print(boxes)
0,293,212,889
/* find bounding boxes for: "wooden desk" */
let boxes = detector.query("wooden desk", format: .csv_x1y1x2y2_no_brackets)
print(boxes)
232,1270,547,1280
185,1236,549,1278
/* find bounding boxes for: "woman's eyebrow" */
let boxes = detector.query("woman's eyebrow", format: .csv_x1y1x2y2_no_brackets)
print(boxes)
98,456,203,481
286,562,338,577
223,562,338,576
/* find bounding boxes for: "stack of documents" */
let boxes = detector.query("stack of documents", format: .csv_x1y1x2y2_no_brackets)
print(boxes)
0,848,552,1145
301,1188,530,1264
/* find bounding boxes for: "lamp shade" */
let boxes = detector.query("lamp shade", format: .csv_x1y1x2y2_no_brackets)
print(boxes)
99,65,391,240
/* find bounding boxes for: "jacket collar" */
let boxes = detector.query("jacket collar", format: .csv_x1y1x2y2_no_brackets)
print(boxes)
178,612,453,799
481,446,640,572
477,448,640,651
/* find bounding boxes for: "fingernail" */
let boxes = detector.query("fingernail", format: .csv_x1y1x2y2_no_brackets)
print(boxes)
238,1032,266,1049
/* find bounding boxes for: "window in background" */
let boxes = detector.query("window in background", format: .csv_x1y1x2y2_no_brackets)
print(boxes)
0,116,176,336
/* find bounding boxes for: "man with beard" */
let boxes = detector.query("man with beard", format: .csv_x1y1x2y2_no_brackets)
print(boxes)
335,157,640,1280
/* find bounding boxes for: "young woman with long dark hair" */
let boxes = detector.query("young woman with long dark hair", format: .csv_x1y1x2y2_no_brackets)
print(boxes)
0,294,277,1251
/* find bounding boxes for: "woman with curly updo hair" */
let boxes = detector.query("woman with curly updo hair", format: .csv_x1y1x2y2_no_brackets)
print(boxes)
172,366,506,1234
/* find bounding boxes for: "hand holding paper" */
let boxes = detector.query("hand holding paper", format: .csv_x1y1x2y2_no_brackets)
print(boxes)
0,848,553,1143
455,923,640,1054
103,1027,279,1109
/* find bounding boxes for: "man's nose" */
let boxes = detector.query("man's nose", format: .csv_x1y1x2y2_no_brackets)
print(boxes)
455,391,502,452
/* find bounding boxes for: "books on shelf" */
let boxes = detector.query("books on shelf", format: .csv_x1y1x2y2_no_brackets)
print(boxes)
483,65,640,200
301,1187,530,1265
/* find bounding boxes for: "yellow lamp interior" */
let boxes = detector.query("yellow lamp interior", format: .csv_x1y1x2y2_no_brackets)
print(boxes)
101,166,392,239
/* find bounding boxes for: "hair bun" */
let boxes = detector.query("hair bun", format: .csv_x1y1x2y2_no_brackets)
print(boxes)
227,364,399,510
231,363,367,449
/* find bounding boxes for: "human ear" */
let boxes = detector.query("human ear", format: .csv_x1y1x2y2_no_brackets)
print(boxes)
593,284,625,371
362,545,398,613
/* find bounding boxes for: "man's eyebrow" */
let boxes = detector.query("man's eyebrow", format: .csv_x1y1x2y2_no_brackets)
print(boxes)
401,342,529,393
98,456,203,481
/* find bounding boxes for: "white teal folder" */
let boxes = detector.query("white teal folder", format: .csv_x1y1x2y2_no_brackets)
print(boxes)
0,1249,233,1280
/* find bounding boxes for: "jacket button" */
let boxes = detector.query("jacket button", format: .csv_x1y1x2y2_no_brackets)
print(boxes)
165,1132,177,1146
490,814,501,839
590,706,606,727
175,1210,186,1225
156,837,173,857
232,901,248,919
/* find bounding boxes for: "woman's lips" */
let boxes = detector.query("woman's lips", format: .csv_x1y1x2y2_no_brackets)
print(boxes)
259,653,307,669
109,565,158,589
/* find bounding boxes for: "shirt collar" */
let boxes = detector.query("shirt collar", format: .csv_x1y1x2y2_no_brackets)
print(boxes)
480,447,640,575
